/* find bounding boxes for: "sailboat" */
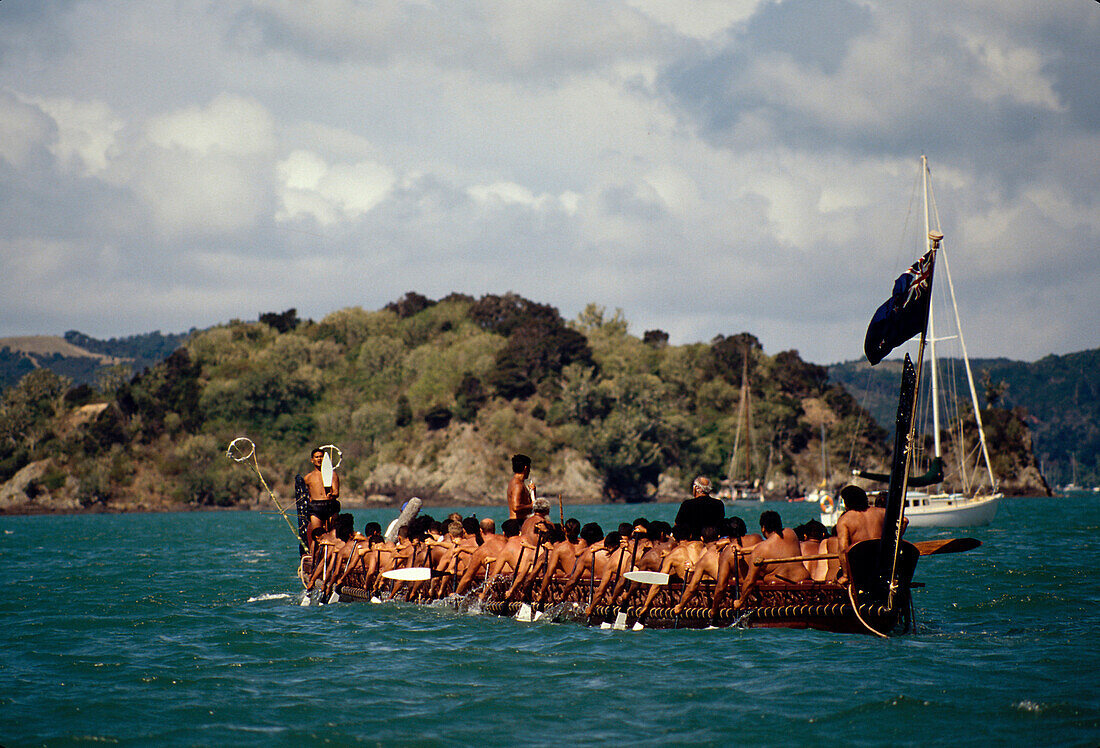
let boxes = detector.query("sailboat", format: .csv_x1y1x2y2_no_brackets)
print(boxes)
719,350,765,504
822,156,1001,528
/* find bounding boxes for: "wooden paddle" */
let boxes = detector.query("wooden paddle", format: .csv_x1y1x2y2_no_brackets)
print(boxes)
754,538,981,567
913,537,982,555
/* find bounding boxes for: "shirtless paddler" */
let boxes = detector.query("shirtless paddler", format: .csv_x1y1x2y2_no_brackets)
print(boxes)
304,447,340,559
508,453,535,523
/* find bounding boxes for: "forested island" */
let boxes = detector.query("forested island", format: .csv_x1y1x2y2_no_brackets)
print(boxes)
0,293,1053,514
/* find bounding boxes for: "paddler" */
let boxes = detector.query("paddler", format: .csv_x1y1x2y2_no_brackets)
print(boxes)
454,519,512,595
670,525,725,616
637,524,702,619
835,484,907,584
508,453,536,523
727,510,809,611
304,447,340,559
537,521,600,604
504,498,556,600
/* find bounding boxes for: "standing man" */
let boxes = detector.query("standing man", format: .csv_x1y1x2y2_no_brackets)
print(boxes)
508,453,536,523
304,447,340,559
674,476,725,540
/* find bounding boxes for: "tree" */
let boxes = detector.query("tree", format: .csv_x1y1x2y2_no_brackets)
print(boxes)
395,395,413,427
771,350,828,399
259,308,300,333
385,292,435,319
578,374,690,501
424,406,453,430
981,370,1009,408
0,368,68,454
707,333,762,384
468,293,561,336
487,322,593,400
454,375,487,422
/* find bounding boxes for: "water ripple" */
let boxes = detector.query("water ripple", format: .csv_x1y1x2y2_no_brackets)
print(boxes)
2,500,1099,745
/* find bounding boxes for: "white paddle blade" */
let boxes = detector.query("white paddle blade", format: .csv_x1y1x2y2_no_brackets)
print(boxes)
382,567,432,582
327,590,340,604
516,603,534,622
613,611,628,630
624,570,670,585
321,452,334,488
300,590,312,606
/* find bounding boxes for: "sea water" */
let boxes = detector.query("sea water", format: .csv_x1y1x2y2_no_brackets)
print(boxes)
1,497,1098,747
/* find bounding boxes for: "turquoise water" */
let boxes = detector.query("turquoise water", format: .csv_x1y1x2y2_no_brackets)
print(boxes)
2,497,1098,747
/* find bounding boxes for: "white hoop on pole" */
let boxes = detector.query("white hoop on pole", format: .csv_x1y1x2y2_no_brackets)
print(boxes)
227,436,256,462
225,436,300,545
317,443,343,469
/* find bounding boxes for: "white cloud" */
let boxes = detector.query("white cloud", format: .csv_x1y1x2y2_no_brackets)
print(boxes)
467,181,580,214
276,150,396,225
625,0,764,39
0,91,54,167
959,32,1064,110
126,145,272,236
146,94,276,156
28,96,124,175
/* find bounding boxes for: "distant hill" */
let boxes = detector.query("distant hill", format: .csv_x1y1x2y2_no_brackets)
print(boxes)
0,330,193,391
830,348,1100,488
0,295,1054,515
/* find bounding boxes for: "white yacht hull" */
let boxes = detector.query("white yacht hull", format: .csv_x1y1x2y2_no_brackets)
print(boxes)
820,492,1000,528
901,492,1000,527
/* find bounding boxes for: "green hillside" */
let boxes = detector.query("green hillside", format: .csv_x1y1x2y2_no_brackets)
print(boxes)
0,330,193,391
1,294,892,512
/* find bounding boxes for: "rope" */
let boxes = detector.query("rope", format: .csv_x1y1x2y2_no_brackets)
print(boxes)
847,583,888,639
226,437,301,545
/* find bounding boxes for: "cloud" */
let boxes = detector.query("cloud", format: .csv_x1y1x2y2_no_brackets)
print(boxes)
240,0,670,79
624,0,764,39
467,181,580,214
0,0,1096,365
145,93,276,156
28,95,124,175
0,90,55,167
277,150,396,225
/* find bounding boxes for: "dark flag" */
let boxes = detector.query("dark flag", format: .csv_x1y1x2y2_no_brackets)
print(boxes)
864,250,936,365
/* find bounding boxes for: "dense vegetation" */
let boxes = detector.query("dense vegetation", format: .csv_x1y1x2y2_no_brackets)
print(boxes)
1,294,895,511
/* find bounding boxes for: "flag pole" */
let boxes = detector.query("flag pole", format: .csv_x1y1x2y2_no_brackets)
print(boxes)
880,156,939,609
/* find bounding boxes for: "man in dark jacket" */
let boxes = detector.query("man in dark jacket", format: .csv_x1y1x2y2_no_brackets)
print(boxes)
674,476,725,540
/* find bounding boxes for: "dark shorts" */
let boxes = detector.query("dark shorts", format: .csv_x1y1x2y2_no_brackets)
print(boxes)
308,499,340,522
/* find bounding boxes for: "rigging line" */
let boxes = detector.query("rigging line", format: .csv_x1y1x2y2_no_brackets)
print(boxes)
892,169,923,269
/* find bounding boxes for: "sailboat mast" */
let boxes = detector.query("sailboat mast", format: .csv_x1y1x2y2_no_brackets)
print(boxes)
937,248,998,493
728,356,747,485
924,156,943,460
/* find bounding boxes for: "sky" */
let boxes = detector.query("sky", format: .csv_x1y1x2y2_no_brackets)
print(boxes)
0,1,1097,365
